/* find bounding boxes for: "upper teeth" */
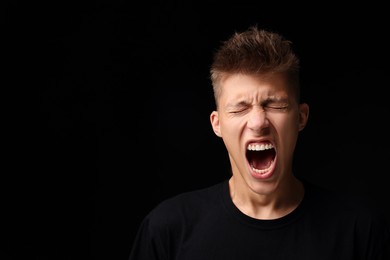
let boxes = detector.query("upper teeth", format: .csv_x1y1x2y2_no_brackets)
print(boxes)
247,143,273,151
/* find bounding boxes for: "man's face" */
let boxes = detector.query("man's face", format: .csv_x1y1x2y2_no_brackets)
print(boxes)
210,73,308,196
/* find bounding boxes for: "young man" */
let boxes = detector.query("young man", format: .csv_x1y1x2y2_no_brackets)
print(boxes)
129,26,390,259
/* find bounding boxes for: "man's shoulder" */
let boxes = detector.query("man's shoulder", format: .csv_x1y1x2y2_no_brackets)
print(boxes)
161,181,224,208
145,180,227,225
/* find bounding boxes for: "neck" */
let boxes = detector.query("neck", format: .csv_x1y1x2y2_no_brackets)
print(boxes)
229,176,304,220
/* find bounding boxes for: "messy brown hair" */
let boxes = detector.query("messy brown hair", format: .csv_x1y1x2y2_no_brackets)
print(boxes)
210,26,301,107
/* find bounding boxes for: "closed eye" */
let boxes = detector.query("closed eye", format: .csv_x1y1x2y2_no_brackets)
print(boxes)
262,99,289,111
265,105,289,111
230,108,248,114
228,103,250,114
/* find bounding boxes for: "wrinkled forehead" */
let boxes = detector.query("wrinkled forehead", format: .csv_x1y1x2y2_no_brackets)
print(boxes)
218,73,295,99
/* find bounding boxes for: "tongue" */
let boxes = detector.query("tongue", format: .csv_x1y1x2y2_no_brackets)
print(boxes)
253,158,272,169
249,149,274,170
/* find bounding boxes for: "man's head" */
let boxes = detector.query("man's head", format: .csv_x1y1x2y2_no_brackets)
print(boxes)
209,26,309,197
210,26,301,109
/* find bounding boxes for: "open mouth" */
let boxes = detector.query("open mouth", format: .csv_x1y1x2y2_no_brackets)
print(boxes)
246,143,276,174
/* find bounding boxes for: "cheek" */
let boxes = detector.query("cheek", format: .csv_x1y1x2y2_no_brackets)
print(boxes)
280,118,299,133
220,118,242,137
274,116,300,148
219,118,245,147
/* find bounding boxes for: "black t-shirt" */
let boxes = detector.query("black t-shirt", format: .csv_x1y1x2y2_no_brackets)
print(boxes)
129,179,390,260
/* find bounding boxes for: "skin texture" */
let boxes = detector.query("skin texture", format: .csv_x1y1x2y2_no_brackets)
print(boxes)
210,73,309,220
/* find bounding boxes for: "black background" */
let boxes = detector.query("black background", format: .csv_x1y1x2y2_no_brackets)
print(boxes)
4,1,390,260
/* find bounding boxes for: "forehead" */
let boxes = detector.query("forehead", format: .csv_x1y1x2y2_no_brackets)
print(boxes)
219,73,292,102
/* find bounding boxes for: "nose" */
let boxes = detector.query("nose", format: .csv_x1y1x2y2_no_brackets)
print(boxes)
247,106,269,132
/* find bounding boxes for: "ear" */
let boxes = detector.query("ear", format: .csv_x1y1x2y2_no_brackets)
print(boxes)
298,103,309,131
210,111,222,137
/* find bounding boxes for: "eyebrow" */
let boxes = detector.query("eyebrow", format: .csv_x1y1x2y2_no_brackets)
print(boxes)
265,96,289,103
225,100,249,110
226,96,289,108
